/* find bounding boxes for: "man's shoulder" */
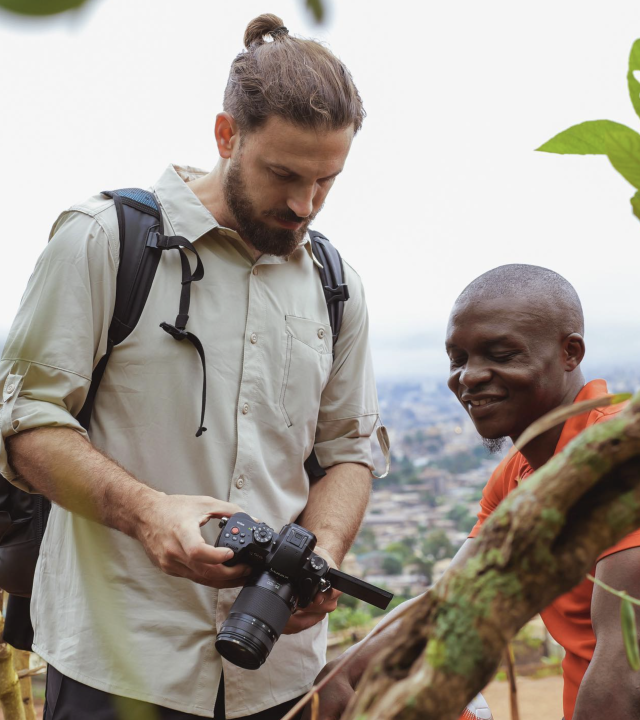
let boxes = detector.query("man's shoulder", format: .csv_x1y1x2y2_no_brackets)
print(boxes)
52,191,118,228
489,448,527,485
587,381,627,426
49,192,120,268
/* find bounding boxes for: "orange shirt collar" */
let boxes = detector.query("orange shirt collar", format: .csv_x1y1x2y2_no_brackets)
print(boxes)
555,379,609,454
517,379,608,482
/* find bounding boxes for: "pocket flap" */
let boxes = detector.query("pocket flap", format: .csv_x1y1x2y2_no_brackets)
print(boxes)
285,315,332,354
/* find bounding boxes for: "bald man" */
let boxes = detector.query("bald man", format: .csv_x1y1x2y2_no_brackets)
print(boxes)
306,265,640,720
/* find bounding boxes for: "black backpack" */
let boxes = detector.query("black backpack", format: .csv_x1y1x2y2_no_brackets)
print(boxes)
0,187,349,648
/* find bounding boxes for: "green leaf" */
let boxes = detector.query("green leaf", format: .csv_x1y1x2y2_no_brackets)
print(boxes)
631,191,640,221
606,130,640,189
0,0,87,14
621,593,640,671
628,40,640,122
515,393,632,452
536,120,639,155
306,0,325,22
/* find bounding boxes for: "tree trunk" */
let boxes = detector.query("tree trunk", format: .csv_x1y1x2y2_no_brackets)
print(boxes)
0,614,26,720
13,652,36,720
345,392,640,720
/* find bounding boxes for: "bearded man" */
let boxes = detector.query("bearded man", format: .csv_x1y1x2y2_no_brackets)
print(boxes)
0,14,380,720
309,264,640,720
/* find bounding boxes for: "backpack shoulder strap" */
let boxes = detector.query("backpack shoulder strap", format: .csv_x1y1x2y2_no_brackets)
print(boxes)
76,187,208,437
308,230,350,351
305,231,351,482
76,188,164,429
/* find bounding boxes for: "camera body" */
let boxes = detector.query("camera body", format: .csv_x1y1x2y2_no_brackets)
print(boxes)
214,512,393,669
217,512,330,610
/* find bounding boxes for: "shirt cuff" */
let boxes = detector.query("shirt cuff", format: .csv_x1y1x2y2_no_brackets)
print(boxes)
1,374,87,485
313,414,378,471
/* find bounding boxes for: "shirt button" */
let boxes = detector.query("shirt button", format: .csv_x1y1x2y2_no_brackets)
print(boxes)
250,333,258,344
236,477,245,489
252,267,259,276
242,403,250,415
317,328,325,339
6,384,15,394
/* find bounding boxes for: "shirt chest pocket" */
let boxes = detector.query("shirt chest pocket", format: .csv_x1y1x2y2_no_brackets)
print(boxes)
279,315,333,428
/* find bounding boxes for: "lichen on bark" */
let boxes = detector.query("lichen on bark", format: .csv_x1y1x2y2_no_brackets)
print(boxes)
343,391,640,720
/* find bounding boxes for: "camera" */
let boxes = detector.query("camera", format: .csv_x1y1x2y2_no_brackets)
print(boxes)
214,512,393,670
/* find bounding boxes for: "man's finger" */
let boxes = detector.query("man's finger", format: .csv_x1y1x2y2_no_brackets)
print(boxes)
176,526,234,565
199,500,244,524
171,561,251,589
283,613,326,634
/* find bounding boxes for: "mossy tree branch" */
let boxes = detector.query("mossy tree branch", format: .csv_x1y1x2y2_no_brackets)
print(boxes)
344,391,640,720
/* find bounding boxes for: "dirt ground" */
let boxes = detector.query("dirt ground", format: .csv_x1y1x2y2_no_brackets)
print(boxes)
482,676,564,720
2,675,564,720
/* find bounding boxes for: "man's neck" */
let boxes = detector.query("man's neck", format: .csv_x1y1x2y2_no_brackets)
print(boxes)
517,372,586,470
186,165,262,261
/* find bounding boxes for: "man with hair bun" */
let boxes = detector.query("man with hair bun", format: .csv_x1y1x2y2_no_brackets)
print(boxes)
309,264,640,720
1,13,377,719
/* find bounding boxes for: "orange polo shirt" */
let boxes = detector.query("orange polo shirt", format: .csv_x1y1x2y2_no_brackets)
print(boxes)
469,379,640,720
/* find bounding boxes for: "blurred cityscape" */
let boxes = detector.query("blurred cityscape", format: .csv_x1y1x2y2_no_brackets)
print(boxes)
330,365,640,640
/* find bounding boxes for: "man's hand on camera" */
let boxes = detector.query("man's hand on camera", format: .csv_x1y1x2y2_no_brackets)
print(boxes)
283,546,342,634
136,493,252,588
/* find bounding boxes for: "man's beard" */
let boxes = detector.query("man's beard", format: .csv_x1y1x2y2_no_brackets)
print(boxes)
223,157,315,257
482,437,507,454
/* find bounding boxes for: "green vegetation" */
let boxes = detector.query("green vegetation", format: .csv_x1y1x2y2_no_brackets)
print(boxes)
446,504,477,534
422,530,455,562
433,445,491,475
538,39,640,224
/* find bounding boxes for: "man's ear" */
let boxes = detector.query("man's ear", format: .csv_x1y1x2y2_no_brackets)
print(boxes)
563,333,586,371
215,112,240,159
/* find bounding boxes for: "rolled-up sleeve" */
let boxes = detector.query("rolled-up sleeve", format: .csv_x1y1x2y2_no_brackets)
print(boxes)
0,206,118,483
313,261,380,470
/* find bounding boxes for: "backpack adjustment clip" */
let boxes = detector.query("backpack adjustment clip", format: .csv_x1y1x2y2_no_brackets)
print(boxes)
323,283,350,305
160,322,188,341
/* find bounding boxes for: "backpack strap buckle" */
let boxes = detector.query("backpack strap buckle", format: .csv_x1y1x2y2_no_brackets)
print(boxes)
323,283,350,305
160,322,188,340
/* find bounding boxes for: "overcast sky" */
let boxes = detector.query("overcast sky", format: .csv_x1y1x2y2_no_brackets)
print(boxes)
1,0,640,379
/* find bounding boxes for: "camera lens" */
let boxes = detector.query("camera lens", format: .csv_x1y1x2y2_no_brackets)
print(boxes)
215,571,295,669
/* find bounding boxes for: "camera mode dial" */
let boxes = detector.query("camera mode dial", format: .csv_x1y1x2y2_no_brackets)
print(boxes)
253,525,273,546
310,556,325,572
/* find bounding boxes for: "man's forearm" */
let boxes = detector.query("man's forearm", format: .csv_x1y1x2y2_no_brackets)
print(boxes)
7,427,159,538
297,462,371,566
7,426,250,588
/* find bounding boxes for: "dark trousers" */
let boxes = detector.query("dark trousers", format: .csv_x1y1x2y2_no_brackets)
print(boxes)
44,665,303,720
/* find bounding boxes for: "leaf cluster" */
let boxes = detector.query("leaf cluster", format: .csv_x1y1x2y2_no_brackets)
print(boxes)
537,39,640,221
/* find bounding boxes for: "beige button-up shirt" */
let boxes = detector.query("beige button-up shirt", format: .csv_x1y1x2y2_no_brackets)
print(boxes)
0,165,379,717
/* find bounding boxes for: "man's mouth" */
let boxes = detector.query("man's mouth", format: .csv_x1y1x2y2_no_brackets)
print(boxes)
462,395,507,414
273,217,303,230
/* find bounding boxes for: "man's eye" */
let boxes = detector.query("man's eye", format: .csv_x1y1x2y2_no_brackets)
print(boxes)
271,170,291,180
492,353,518,363
449,356,466,368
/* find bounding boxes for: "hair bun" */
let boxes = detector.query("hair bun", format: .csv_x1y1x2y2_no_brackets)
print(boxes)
244,13,288,49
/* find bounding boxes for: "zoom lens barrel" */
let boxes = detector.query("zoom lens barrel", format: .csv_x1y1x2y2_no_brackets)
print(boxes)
215,571,295,669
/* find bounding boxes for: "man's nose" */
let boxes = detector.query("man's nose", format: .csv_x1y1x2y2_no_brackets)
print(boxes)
287,184,316,219
459,361,492,389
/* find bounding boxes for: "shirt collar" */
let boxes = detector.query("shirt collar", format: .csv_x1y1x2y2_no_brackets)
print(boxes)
554,379,609,454
516,379,609,482
153,165,220,244
153,164,323,268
